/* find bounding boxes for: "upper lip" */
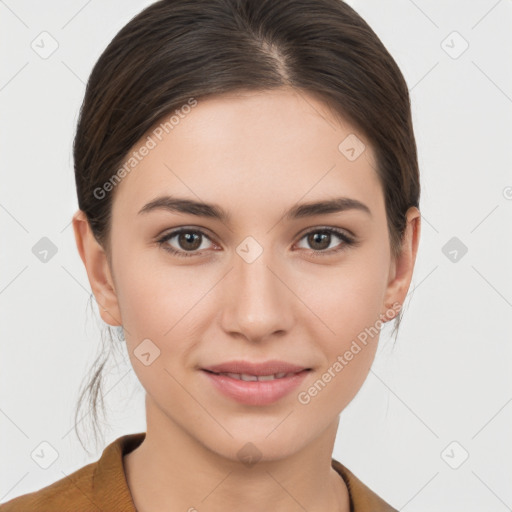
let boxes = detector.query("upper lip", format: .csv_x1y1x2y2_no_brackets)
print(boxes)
202,360,311,376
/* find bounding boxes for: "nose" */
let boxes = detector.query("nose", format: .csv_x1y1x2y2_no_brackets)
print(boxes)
219,247,294,344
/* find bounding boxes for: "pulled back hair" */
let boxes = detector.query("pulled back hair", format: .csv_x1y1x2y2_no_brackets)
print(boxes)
73,0,420,452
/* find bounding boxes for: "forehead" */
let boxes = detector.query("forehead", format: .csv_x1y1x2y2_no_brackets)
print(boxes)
111,88,383,222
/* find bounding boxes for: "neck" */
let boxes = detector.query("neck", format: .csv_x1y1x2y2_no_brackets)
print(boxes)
124,398,350,512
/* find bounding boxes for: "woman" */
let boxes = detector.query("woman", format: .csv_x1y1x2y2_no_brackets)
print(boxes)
0,0,420,510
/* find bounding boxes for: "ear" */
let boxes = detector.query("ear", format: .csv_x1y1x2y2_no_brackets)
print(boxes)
381,206,421,321
72,209,122,327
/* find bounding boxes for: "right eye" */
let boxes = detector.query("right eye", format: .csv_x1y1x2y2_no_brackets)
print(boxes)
156,228,217,258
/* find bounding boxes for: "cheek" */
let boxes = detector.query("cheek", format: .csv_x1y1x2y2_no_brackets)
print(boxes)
296,272,385,414
298,248,389,340
112,248,191,340
294,246,389,398
113,261,199,398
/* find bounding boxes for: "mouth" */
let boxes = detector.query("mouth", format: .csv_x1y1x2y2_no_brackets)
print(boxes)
200,362,312,406
202,359,312,376
202,369,309,381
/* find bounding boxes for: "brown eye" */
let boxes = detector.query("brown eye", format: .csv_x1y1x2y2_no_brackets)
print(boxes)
307,232,331,251
177,232,202,251
157,228,214,257
296,227,356,255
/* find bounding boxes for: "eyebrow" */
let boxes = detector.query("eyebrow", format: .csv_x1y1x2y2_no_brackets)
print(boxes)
137,195,372,222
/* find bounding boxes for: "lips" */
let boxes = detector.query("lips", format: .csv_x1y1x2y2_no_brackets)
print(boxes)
202,359,311,377
200,360,312,405
210,372,300,382
201,367,310,406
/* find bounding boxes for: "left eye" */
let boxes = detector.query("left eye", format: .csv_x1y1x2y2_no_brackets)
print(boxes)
295,228,355,254
156,227,355,258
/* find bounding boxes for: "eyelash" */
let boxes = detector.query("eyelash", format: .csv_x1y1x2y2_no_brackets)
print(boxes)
156,227,358,259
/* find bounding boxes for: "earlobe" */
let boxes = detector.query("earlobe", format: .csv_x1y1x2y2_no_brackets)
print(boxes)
71,210,123,327
381,207,421,321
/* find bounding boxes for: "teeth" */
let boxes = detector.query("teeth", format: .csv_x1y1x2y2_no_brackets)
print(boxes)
240,373,258,382
219,372,298,381
226,372,243,380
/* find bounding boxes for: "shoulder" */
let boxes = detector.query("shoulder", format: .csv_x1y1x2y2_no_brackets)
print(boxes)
332,458,398,512
0,459,99,512
0,433,145,512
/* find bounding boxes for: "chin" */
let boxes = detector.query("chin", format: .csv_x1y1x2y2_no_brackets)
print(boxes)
200,425,311,465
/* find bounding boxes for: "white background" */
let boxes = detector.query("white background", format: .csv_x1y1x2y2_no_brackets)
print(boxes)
1,1,511,510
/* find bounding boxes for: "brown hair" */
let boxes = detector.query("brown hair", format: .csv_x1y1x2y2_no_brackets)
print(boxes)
73,0,420,452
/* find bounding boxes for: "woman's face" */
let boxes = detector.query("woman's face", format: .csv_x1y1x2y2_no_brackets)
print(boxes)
79,88,418,461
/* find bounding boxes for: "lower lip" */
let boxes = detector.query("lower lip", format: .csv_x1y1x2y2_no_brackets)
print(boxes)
201,369,310,406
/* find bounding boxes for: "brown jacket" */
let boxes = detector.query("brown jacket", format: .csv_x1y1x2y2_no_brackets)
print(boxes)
0,432,397,511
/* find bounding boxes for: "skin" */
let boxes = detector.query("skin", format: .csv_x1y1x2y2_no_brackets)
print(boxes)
73,87,420,512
